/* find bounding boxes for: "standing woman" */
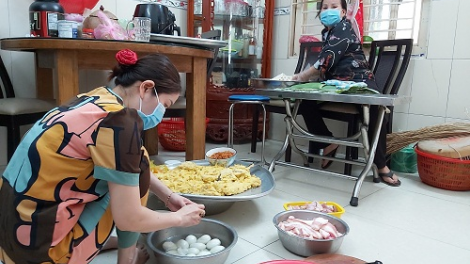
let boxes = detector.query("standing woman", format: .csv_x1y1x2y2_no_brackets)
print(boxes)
0,49,205,264
293,0,401,186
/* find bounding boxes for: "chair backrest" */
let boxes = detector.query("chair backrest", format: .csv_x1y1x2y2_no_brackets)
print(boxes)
201,29,222,77
294,41,324,74
0,53,15,99
368,39,413,95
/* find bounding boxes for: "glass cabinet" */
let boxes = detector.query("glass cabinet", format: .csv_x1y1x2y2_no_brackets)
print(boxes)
187,0,273,143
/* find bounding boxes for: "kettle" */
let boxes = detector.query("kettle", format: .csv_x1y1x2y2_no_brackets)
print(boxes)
133,3,181,36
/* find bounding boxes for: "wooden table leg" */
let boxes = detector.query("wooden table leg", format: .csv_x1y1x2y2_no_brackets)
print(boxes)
144,127,159,156
35,65,54,100
185,57,207,160
55,50,79,104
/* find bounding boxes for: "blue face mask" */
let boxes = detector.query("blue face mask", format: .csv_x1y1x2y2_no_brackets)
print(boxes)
320,9,342,27
137,88,166,130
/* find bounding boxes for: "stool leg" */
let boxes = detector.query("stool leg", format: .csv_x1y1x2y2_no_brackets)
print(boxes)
251,105,260,153
260,104,267,164
228,103,236,148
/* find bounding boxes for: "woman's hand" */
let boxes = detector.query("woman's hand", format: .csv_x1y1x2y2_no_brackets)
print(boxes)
166,193,195,212
292,71,310,82
292,66,320,82
175,203,206,227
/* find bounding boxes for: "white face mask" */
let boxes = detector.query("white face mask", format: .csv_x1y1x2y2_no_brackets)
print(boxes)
137,88,166,130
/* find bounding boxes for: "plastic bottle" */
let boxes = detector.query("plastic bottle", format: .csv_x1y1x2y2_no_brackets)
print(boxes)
248,36,256,56
242,34,249,58
29,0,65,37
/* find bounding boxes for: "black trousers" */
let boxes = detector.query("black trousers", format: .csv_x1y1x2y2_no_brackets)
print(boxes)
299,100,389,169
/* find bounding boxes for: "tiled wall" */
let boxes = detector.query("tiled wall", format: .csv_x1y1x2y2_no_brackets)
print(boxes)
1,0,469,165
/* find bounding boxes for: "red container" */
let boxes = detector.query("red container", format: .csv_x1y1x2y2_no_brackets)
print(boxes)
59,0,99,14
158,118,209,151
29,0,65,37
415,147,470,191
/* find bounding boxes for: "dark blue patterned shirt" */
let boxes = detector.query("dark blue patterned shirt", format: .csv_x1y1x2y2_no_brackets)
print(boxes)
315,18,378,91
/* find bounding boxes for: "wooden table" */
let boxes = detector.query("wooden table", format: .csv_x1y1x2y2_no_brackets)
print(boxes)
1,38,215,160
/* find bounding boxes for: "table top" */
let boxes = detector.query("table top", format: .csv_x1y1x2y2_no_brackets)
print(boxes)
0,37,215,59
256,88,411,107
149,33,227,49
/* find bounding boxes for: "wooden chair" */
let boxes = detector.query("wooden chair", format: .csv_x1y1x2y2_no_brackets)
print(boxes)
0,54,56,161
318,38,413,175
251,41,323,161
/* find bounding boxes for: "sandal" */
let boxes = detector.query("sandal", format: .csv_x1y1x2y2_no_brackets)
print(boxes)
321,146,338,169
379,170,401,187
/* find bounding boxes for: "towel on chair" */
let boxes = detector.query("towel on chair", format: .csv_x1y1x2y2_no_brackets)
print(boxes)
282,80,379,94
323,80,368,89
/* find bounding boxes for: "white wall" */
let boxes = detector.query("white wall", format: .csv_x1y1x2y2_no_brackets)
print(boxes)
0,0,187,165
1,0,469,165
269,0,470,142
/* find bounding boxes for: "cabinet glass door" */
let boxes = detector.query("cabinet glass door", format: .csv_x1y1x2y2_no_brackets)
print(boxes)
187,0,273,143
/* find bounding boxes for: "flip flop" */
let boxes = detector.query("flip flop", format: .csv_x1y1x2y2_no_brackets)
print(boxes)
321,146,338,169
379,170,401,187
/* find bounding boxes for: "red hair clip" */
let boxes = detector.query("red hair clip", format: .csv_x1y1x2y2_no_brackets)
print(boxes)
116,49,138,66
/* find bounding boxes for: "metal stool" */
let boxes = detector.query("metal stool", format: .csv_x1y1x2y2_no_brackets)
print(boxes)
228,94,270,165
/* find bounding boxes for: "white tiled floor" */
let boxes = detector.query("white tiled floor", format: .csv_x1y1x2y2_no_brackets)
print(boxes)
91,140,470,263
5,140,467,264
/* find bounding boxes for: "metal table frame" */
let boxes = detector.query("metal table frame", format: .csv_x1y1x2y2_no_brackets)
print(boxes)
256,89,411,206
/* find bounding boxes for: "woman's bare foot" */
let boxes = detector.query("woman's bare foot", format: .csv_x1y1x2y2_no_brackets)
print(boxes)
117,243,149,264
132,244,149,264
321,144,339,169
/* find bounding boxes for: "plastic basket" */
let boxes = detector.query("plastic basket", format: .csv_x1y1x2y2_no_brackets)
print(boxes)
283,201,345,219
415,147,470,191
157,118,209,151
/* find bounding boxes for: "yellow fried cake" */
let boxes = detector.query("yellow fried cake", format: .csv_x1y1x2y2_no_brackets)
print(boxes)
151,161,261,196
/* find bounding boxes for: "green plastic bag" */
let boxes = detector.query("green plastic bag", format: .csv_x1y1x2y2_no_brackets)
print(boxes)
391,144,418,173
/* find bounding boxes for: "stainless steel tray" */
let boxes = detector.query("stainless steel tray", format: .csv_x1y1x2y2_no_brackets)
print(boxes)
251,78,307,89
149,34,227,49
165,160,275,202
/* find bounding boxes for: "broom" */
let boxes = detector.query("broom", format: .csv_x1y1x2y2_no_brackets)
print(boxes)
386,122,470,154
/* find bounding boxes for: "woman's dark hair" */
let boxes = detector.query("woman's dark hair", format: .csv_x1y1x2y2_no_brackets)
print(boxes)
317,0,348,18
109,53,182,95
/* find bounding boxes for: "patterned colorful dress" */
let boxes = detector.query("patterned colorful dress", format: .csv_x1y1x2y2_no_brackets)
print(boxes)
0,87,150,264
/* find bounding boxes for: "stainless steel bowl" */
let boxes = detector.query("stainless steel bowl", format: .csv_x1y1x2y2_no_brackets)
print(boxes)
273,210,350,257
250,78,306,89
146,194,234,216
147,218,238,264
188,199,234,215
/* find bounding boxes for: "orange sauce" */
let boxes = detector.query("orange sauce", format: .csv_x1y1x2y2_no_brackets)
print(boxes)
209,151,234,159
